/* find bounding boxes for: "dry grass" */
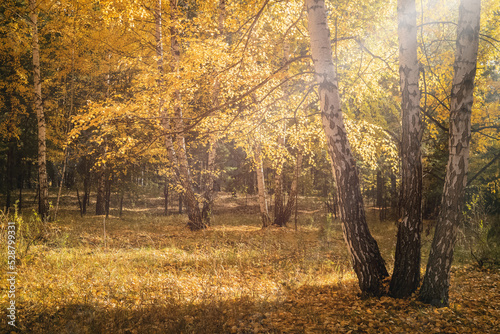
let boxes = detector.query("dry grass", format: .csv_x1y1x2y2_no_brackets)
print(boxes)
1,194,498,333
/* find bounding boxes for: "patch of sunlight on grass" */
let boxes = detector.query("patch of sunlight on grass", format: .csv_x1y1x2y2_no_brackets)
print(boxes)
212,225,262,233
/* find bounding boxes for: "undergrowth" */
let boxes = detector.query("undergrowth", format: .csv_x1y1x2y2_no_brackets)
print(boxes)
0,197,499,333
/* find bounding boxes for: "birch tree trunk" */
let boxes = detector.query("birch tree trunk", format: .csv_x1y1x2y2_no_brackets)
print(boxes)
419,0,481,307
55,46,76,221
273,42,294,228
155,0,174,218
202,142,217,225
169,0,204,230
306,0,388,295
389,0,423,298
273,135,286,226
201,0,226,225
29,0,49,220
255,146,271,227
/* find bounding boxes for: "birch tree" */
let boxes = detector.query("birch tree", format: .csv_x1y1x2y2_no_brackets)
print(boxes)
389,0,423,298
29,0,49,220
168,0,205,230
255,144,272,227
419,0,481,307
305,0,388,295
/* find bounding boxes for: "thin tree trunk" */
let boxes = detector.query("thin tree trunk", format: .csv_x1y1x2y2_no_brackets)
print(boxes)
255,146,271,227
273,42,292,227
27,162,32,189
294,151,300,230
105,175,111,218
282,151,303,225
18,160,23,210
200,0,226,226
419,0,481,307
96,168,106,215
202,141,217,225
155,0,176,218
170,62,203,228
82,162,90,215
29,0,49,220
164,177,169,215
390,173,397,215
168,0,204,230
76,188,83,217
306,0,388,295
119,189,124,218
273,136,285,226
54,154,68,221
376,170,384,209
390,0,423,298
178,194,183,214
55,46,76,221
6,144,13,209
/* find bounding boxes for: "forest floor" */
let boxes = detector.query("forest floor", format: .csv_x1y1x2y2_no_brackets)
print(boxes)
1,192,499,333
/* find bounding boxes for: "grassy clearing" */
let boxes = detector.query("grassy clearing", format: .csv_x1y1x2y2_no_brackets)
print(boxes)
1,194,499,333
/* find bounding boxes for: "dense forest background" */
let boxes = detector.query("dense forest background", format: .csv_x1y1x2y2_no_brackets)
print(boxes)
1,0,499,332
1,0,498,220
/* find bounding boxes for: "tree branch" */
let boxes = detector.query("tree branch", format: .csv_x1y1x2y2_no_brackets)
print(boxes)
420,106,449,132
467,151,500,186
355,39,396,73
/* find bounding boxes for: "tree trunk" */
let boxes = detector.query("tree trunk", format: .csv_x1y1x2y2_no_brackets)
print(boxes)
306,0,388,295
157,0,203,229
82,162,90,215
376,171,383,209
54,153,68,220
255,146,271,227
55,45,75,221
282,151,303,226
202,141,217,225
200,0,225,226
96,168,106,215
273,138,285,227
26,162,32,189
390,173,397,215
164,178,169,215
119,190,124,218
273,42,292,228
167,0,205,230
76,188,83,217
419,0,481,307
29,0,49,220
178,194,183,214
18,159,23,210
389,0,423,298
155,0,174,218
105,175,112,217
170,12,203,230
6,144,14,210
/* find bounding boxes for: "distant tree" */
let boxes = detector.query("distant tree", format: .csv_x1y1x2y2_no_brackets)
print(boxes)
29,0,49,220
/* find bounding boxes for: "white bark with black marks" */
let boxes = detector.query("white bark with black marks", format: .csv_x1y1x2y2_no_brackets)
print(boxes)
419,0,481,307
29,0,49,220
306,0,388,295
390,0,423,299
255,145,271,227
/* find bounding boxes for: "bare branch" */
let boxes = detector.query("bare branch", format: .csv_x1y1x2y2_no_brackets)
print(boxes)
420,106,449,132
355,39,396,73
467,151,500,186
